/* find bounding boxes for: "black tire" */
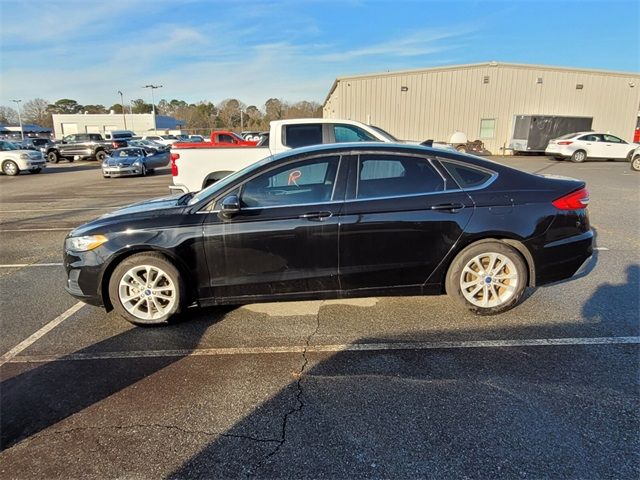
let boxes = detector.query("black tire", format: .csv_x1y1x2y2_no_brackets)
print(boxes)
627,150,635,162
631,156,640,172
147,168,155,175
445,241,528,315
108,252,184,326
570,150,587,163
68,157,75,163
29,168,42,174
141,164,147,176
95,150,107,162
47,150,60,163
2,160,20,176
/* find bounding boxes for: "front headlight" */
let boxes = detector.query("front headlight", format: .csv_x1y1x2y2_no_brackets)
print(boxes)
20,153,29,159
133,159,142,166
65,234,108,252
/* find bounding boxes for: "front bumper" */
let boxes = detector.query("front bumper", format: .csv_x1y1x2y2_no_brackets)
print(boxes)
25,160,46,169
102,165,142,177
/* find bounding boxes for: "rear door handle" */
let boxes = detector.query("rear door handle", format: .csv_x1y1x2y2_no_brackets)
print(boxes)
430,203,464,211
299,211,333,221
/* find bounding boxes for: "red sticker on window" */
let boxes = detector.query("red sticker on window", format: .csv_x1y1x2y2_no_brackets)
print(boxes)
288,170,302,186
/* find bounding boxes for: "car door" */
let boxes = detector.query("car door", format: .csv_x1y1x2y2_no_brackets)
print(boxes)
576,134,603,158
602,134,631,159
339,152,474,292
201,153,347,300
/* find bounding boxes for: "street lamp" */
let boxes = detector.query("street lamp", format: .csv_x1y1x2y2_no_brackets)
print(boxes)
11,99,23,141
117,90,127,129
143,84,163,132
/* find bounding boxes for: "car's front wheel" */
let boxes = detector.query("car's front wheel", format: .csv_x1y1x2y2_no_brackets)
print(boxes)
2,160,19,176
95,150,107,162
47,151,60,163
446,241,528,315
108,252,184,326
632,156,640,172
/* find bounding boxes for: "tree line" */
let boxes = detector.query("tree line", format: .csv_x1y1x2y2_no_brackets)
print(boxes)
0,97,323,133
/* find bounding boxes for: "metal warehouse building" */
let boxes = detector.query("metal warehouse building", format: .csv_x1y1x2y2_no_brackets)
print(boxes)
323,62,640,154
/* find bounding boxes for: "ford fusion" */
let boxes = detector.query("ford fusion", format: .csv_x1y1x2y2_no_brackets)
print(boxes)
64,143,593,325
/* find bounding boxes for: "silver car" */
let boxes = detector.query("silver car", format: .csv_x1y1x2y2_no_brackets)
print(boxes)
102,147,169,178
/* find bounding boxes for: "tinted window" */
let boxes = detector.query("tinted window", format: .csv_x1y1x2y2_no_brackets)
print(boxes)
284,124,323,148
578,134,602,142
89,134,102,141
440,160,492,189
334,125,377,142
356,155,444,200
241,155,340,208
31,139,47,146
218,134,236,143
603,134,624,143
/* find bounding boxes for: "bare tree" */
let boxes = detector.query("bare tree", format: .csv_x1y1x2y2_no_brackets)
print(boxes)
0,106,18,125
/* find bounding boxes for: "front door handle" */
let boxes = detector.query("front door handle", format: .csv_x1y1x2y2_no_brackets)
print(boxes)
299,211,333,221
430,203,464,212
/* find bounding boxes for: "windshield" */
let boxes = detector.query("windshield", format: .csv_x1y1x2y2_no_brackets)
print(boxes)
188,154,276,206
112,149,142,158
369,125,399,142
0,141,19,151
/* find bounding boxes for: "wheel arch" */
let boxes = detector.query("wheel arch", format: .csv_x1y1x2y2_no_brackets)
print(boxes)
99,246,194,311
202,170,234,189
439,236,536,293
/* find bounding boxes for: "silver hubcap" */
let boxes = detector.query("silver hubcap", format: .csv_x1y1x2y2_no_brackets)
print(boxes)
460,253,519,308
4,162,17,174
633,158,640,170
118,265,176,320
575,151,585,161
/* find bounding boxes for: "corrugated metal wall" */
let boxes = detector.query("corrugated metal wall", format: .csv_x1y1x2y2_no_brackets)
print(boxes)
323,63,640,154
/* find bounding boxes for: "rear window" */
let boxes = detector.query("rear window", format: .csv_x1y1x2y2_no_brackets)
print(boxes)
284,124,323,148
557,133,579,140
440,160,493,189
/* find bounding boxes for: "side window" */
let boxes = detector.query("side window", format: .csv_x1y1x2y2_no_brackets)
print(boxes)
439,160,493,189
241,155,340,208
579,134,602,142
603,134,624,143
334,125,377,143
218,134,236,144
356,155,444,200
284,124,323,148
479,119,496,139
64,135,75,142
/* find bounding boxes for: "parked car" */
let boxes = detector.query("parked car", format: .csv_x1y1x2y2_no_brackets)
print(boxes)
64,142,593,326
104,130,135,141
631,146,640,172
142,134,179,146
19,137,55,153
0,140,46,175
188,135,205,142
173,130,258,149
101,147,169,178
127,139,169,154
546,132,637,162
46,133,125,163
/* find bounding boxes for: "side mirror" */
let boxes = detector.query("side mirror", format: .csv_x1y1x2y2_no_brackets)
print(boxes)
219,194,241,219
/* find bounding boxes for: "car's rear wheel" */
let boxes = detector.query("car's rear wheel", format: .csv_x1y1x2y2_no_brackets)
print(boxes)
570,150,587,163
2,160,19,176
108,252,184,326
446,241,528,315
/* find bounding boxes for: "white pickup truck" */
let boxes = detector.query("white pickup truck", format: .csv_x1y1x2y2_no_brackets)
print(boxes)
169,118,451,193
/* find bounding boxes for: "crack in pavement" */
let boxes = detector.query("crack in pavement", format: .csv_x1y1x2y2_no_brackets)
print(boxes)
247,303,323,477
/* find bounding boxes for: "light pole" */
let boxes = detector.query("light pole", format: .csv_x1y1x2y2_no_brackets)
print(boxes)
118,90,127,129
11,99,23,141
143,84,162,132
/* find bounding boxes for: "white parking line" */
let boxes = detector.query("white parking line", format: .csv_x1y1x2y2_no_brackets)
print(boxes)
594,247,610,251
0,228,71,232
5,335,638,364
0,263,63,268
0,302,85,367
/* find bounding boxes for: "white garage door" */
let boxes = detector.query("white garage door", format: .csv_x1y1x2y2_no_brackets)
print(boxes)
61,123,78,135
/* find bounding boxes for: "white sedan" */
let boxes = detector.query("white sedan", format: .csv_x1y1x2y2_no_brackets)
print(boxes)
0,140,47,175
546,132,637,163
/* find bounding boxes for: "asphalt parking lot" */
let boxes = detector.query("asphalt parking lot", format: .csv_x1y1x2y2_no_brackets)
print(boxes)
1,157,638,479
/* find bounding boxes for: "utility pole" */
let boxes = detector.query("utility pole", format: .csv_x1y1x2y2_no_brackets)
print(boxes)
143,84,163,133
240,109,244,132
118,91,127,129
11,99,23,141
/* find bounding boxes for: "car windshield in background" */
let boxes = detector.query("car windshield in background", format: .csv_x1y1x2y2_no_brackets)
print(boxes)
369,125,399,142
161,135,177,140
113,149,141,158
0,141,19,151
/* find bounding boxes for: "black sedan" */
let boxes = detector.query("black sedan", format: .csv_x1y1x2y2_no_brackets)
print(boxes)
64,143,593,325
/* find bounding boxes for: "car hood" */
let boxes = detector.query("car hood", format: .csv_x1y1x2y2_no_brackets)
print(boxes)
69,195,187,236
104,156,142,166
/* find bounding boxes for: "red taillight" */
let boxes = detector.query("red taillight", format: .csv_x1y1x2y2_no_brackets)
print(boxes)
552,188,589,210
170,153,179,176
557,141,573,145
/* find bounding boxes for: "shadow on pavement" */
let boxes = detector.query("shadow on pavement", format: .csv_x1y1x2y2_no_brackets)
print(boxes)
0,306,232,451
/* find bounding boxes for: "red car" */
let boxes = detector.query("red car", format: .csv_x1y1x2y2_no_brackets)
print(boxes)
173,130,257,149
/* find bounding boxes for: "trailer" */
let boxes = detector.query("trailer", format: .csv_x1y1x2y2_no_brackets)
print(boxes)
509,115,593,153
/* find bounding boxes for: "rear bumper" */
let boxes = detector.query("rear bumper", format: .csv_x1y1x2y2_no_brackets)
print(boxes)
534,230,594,285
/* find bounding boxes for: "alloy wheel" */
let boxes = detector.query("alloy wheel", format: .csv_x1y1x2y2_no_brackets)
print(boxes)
118,265,177,321
459,253,519,308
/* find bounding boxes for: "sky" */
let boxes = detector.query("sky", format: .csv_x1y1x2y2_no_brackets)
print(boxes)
0,0,638,109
